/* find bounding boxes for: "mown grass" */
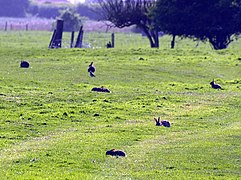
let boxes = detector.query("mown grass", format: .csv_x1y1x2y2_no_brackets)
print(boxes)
0,31,240,179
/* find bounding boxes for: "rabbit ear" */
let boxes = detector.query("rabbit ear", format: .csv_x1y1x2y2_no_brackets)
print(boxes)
158,117,160,122
154,118,157,122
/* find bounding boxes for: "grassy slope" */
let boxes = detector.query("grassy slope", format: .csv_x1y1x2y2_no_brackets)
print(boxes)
0,31,240,179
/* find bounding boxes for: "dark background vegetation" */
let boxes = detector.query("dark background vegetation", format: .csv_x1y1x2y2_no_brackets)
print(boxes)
0,0,241,50
0,0,100,20
0,0,30,17
28,2,101,20
98,0,241,49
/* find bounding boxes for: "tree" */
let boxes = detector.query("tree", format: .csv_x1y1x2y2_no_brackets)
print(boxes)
98,0,159,48
76,3,102,20
153,0,241,50
0,0,29,17
57,8,82,32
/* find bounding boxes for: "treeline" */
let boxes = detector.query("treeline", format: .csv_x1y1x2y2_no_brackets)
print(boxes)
0,0,29,17
99,0,241,50
153,0,241,50
0,0,100,20
1,0,241,50
29,2,101,20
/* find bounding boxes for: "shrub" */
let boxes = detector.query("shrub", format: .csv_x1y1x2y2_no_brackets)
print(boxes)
57,8,82,32
28,2,72,19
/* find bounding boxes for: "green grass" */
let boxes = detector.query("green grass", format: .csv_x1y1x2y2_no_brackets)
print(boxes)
0,31,240,179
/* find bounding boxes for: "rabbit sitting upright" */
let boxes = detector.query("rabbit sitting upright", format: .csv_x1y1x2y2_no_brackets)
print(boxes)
154,117,171,127
88,62,96,77
210,79,222,89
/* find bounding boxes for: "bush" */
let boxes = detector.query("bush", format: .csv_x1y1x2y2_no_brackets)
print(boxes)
28,3,73,19
57,8,82,32
28,3,101,20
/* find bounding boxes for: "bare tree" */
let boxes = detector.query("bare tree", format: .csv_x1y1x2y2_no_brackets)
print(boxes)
98,0,159,48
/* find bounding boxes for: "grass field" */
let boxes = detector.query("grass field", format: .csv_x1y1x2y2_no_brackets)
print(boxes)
0,31,240,179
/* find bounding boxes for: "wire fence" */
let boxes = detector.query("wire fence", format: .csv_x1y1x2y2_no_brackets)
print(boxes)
60,32,150,49
0,17,54,31
2,18,240,50
0,18,150,49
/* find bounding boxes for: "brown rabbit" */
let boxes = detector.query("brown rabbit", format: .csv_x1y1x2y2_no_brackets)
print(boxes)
210,79,222,89
154,117,171,127
88,62,96,77
20,60,30,68
91,86,111,93
106,149,126,157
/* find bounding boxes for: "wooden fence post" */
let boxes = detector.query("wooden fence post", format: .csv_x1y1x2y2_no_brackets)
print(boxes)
75,26,84,48
49,29,57,48
70,31,75,48
49,20,64,48
111,33,115,48
4,22,7,31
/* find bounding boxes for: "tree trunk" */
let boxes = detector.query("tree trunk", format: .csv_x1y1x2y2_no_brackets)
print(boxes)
152,30,159,48
141,26,159,48
171,35,176,49
208,34,232,50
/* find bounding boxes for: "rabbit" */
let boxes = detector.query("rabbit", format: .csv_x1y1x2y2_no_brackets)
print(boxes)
20,60,30,68
154,117,171,127
210,79,222,89
106,149,126,157
88,62,95,77
91,86,111,93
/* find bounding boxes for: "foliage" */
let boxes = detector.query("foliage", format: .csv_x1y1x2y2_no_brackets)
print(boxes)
98,0,159,48
153,0,241,50
28,4,62,19
76,3,101,20
0,31,240,179
0,0,29,17
57,8,82,32
28,2,73,19
28,2,100,20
